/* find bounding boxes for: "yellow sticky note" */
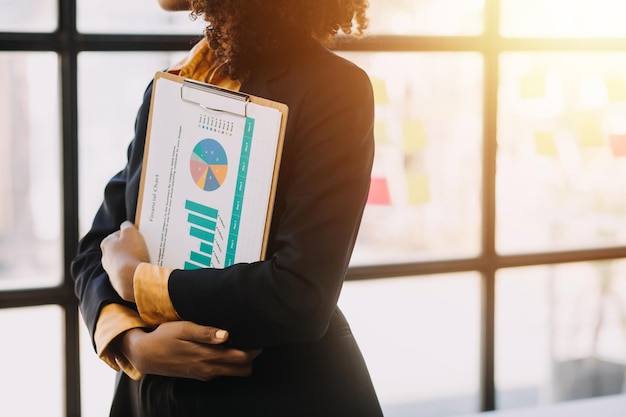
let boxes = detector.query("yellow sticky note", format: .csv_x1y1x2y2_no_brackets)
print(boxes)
407,173,430,205
534,131,558,156
374,119,389,144
604,75,626,103
520,69,547,99
577,116,605,147
370,77,390,104
403,119,426,153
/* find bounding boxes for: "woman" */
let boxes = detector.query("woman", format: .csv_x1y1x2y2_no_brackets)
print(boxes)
71,0,382,415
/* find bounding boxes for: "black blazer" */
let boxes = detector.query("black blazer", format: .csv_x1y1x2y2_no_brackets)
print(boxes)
72,39,382,417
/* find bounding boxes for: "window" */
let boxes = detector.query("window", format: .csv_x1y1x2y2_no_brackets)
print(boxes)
2,1,626,416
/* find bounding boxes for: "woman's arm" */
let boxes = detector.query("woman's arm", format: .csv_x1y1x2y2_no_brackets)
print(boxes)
71,82,259,381
115,321,261,380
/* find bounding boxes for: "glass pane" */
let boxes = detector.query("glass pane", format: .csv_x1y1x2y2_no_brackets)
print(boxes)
78,0,484,36
497,53,626,254
0,0,56,32
339,273,481,417
496,261,626,410
367,0,484,35
0,306,63,416
80,316,116,417
78,51,186,234
341,52,483,266
77,0,206,34
0,52,62,289
501,0,626,38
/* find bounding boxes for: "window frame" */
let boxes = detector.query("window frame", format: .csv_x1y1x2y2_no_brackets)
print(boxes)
2,1,626,415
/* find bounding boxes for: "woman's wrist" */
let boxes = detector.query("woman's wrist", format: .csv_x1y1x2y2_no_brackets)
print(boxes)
113,327,144,360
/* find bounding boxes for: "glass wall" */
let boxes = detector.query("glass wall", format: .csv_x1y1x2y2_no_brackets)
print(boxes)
367,0,484,35
0,0,57,32
340,273,482,415
497,53,626,254
344,52,484,265
0,306,64,416
496,260,626,409
77,0,204,34
0,52,62,290
501,0,626,38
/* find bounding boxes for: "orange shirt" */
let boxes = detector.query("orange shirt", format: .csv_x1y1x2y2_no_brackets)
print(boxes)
94,38,242,379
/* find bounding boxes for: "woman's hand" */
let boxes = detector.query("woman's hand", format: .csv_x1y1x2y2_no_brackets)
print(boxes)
116,321,262,381
101,220,150,302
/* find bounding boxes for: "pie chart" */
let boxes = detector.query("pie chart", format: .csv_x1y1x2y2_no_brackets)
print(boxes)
190,139,228,191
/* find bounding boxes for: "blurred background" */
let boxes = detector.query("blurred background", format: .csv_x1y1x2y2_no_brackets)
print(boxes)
1,0,626,416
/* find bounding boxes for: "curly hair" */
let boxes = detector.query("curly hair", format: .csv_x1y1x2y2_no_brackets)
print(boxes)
189,0,369,81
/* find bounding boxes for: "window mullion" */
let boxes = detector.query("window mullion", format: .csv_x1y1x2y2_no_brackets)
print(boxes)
59,0,81,416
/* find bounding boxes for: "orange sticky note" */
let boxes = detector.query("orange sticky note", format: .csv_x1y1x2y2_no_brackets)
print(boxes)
520,69,547,99
407,173,430,205
534,131,558,156
403,119,426,153
610,134,626,157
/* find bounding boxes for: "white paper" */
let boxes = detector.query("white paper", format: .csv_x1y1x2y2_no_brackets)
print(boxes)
137,74,283,270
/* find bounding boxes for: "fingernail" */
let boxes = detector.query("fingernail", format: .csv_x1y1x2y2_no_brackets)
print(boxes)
215,330,227,339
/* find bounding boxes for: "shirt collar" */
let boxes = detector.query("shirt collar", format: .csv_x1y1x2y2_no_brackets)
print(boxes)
168,38,242,92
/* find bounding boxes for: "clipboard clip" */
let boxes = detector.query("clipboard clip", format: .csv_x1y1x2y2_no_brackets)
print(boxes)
181,79,249,117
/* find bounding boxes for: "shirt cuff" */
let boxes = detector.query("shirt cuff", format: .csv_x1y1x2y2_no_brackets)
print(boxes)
134,262,180,325
94,303,150,380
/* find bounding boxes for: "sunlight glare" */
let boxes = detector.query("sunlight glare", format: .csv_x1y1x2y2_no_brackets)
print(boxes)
502,0,626,38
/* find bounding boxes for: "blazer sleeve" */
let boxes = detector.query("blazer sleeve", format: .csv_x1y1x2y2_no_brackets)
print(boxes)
70,82,154,347
167,62,375,349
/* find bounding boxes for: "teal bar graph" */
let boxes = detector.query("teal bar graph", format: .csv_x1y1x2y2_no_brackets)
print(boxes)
184,199,218,270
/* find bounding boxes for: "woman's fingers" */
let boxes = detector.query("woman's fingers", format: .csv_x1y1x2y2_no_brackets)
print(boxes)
176,320,230,344
121,322,263,381
119,220,135,231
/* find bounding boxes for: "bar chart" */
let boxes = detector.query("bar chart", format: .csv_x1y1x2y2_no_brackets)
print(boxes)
183,199,218,270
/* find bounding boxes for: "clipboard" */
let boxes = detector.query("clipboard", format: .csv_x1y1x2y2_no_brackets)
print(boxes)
135,71,288,270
